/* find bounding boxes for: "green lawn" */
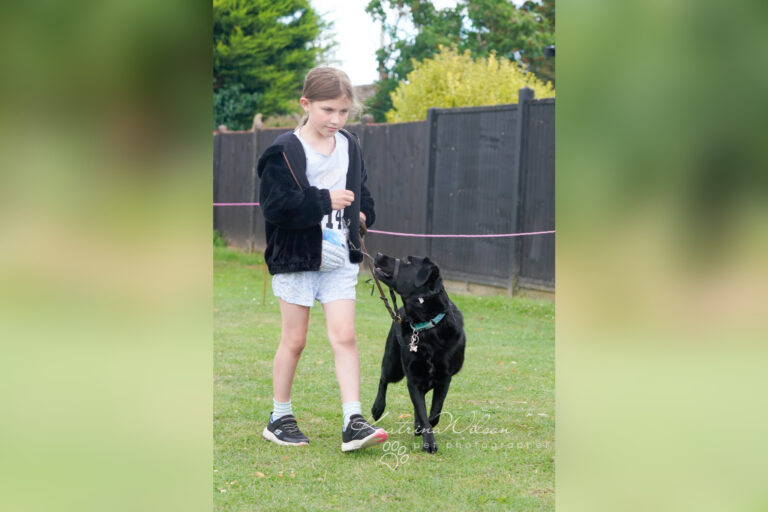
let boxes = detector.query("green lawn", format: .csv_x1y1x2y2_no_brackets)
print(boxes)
214,246,554,511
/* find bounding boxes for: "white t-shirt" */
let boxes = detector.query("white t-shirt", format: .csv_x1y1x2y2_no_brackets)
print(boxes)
294,127,350,245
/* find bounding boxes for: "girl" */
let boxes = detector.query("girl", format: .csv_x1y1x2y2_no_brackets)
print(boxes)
256,67,388,452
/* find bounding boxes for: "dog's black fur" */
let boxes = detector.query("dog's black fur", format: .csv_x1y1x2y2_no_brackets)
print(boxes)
371,253,466,453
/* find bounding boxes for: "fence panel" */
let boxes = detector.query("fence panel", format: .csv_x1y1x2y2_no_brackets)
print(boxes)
518,100,555,287
213,132,256,249
428,105,520,287
354,121,428,260
214,100,554,293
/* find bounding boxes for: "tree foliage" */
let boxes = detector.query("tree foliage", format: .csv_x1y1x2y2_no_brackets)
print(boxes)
213,82,262,130
365,0,555,121
387,45,554,122
213,0,330,129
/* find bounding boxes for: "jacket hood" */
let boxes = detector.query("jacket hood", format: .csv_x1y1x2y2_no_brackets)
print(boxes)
256,131,297,178
256,129,361,179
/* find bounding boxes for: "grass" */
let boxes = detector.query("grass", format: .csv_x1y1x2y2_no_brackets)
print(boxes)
214,246,555,511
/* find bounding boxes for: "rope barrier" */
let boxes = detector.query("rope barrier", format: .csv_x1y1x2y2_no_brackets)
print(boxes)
212,203,554,237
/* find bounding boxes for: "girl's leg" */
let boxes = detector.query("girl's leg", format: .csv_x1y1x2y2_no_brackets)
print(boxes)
321,299,359,403
273,299,311,402
324,298,388,451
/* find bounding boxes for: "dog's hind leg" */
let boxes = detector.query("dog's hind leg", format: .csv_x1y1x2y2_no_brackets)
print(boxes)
428,378,451,428
407,382,438,453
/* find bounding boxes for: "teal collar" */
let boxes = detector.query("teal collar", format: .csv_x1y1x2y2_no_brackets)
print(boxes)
409,313,446,333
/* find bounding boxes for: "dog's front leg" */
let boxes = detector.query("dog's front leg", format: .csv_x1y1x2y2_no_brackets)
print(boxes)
371,378,388,421
406,382,437,453
428,378,451,428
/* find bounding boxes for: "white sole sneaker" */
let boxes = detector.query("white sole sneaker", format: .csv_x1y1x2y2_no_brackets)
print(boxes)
262,427,309,447
341,428,388,452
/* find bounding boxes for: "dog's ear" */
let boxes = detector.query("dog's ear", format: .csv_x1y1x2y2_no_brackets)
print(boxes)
415,263,439,288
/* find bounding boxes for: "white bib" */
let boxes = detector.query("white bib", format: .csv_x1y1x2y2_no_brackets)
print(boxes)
294,128,350,241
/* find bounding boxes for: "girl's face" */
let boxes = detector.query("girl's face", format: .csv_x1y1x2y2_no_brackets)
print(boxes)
300,95,351,138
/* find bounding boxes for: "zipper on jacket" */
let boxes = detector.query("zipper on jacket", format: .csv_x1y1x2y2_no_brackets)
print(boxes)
282,152,302,190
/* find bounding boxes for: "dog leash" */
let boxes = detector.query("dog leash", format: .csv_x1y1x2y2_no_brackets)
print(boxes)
358,234,402,324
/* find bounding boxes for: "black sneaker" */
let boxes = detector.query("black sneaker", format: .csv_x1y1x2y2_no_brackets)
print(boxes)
262,413,309,446
341,414,388,452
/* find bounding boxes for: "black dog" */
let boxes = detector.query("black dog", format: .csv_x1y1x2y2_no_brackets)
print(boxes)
371,253,466,453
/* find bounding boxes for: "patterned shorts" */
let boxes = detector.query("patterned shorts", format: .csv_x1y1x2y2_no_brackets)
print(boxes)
272,256,360,307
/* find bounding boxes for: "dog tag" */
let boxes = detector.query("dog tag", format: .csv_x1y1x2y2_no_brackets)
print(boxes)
409,332,419,352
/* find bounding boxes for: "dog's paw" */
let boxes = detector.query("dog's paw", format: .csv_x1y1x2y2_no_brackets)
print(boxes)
421,431,438,453
371,401,385,421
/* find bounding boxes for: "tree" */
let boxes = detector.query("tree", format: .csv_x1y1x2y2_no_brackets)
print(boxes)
213,0,330,129
466,0,555,83
387,45,554,122
366,0,464,122
518,0,556,84
365,0,555,121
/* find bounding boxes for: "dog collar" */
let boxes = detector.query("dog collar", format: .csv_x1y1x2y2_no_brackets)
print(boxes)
410,313,446,333
407,313,446,353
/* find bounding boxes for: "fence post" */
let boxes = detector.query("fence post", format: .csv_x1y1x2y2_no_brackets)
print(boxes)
360,114,373,152
248,121,261,252
213,133,221,235
508,87,535,295
423,107,438,256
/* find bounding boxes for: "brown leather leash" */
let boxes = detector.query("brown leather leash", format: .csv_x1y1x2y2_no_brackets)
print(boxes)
358,233,402,324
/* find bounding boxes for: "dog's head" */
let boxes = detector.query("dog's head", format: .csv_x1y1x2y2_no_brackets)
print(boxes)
373,252,442,297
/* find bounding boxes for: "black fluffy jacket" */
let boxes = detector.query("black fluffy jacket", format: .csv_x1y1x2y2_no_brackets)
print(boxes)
256,129,375,275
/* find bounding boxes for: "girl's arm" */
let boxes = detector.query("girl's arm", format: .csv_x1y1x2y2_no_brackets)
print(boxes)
259,157,332,229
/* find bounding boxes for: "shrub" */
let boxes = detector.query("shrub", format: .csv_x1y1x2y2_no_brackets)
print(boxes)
213,82,262,131
213,229,227,248
387,45,555,122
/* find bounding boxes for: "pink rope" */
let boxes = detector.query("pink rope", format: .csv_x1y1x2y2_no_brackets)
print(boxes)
211,203,554,238
367,229,554,238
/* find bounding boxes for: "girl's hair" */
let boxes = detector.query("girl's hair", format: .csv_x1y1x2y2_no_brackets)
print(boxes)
300,67,361,125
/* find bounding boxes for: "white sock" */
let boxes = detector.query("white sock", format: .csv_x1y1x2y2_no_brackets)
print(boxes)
272,399,292,422
342,401,362,429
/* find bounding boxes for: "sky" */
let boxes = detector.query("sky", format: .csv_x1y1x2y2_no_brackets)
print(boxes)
310,0,525,86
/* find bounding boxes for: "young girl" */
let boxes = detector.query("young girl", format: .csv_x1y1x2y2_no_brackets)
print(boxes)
256,67,388,452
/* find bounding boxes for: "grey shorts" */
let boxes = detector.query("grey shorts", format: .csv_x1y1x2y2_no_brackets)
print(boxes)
272,257,360,307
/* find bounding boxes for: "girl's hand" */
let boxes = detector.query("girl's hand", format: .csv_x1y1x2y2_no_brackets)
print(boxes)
329,189,354,210
359,212,368,236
